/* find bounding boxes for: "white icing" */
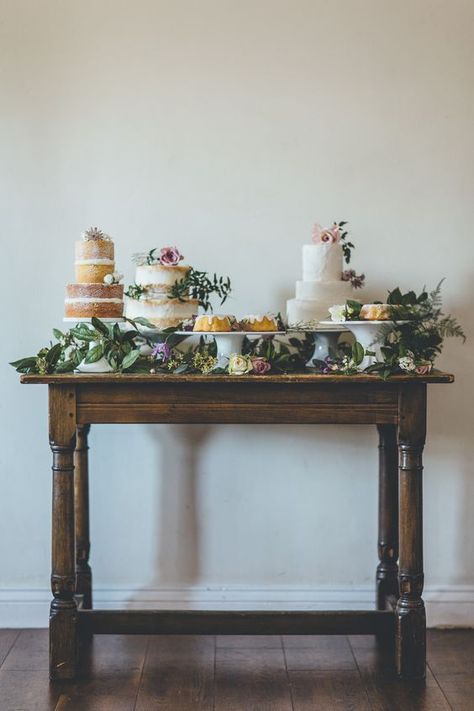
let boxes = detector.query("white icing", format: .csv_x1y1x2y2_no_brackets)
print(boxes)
135,264,188,288
241,314,276,323
75,259,115,265
65,298,123,304
302,243,343,282
287,241,360,326
124,296,197,320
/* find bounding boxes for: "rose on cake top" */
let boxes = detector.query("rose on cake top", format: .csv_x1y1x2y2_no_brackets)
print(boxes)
132,246,184,267
312,223,342,245
311,220,365,289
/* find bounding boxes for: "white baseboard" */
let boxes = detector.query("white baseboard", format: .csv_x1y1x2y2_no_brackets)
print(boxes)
1,585,473,628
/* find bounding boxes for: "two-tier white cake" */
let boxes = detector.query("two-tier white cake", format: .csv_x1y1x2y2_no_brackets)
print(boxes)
287,231,355,328
125,247,198,329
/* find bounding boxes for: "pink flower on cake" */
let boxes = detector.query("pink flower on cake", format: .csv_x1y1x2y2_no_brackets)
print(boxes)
312,223,341,245
251,357,271,374
159,246,183,266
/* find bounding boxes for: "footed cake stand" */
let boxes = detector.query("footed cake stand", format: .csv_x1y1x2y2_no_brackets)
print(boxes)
63,318,125,373
287,323,348,367
175,331,285,360
320,320,406,369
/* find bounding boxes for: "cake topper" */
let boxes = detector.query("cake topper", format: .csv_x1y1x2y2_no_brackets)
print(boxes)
82,227,111,241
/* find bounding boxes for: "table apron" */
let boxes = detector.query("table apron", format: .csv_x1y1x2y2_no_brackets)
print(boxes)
75,382,399,425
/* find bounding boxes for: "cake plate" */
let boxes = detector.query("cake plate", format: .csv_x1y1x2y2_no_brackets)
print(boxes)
175,331,285,360
63,318,125,373
320,320,407,369
287,323,348,367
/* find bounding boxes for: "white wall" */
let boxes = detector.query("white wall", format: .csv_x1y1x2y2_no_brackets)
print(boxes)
1,0,473,627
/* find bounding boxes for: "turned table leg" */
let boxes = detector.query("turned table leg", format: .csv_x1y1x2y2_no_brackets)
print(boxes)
49,385,78,680
396,385,427,679
376,425,399,611
75,424,92,609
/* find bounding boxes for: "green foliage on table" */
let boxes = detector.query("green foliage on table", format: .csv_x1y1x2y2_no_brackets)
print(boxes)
10,317,155,375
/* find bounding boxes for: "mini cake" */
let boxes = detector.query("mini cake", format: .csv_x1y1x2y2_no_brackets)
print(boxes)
241,314,278,332
65,228,124,319
360,304,392,321
193,314,234,332
125,247,198,329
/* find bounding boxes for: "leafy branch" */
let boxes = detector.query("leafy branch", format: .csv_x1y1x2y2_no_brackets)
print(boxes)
168,268,232,312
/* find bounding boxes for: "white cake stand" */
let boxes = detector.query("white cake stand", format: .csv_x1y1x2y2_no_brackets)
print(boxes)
175,331,285,360
63,317,125,373
287,323,348,367
320,320,407,369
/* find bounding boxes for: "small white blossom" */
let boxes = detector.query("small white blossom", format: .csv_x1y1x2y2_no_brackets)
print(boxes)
103,273,114,285
112,272,124,283
398,352,416,372
328,304,347,322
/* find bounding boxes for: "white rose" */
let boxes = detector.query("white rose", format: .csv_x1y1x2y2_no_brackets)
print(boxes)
113,272,123,283
328,304,346,322
103,273,114,285
228,353,253,376
398,352,416,372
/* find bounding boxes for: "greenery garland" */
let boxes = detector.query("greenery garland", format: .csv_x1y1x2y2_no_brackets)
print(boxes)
10,282,464,378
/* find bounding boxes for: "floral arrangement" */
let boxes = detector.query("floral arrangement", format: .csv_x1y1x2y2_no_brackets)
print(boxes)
312,221,365,288
132,246,184,267
149,331,311,376
10,283,463,380
322,282,465,379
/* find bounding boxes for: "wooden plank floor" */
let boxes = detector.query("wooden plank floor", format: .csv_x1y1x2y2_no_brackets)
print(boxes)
0,629,472,710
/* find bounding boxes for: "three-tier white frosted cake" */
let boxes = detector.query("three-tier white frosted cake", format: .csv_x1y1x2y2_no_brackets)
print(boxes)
287,223,363,327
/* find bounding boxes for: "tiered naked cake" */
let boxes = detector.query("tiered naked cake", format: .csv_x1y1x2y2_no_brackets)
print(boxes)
64,228,124,319
287,222,364,327
125,247,198,329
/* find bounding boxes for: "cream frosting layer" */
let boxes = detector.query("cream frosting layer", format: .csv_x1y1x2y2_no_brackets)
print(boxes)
302,243,343,282
75,259,115,265
125,295,198,322
135,264,190,289
65,298,123,304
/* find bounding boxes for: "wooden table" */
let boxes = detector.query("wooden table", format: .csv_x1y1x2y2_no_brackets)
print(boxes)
21,371,454,681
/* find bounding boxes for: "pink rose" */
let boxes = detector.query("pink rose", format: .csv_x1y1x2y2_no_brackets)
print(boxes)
251,356,271,374
415,362,433,376
159,246,183,266
312,222,341,244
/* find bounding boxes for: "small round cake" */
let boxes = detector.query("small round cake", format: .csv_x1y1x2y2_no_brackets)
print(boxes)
360,304,392,321
241,314,278,332
193,315,234,332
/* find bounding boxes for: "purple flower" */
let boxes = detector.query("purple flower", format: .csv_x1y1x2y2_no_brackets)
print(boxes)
251,356,271,374
159,246,183,266
152,342,171,363
342,269,365,289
